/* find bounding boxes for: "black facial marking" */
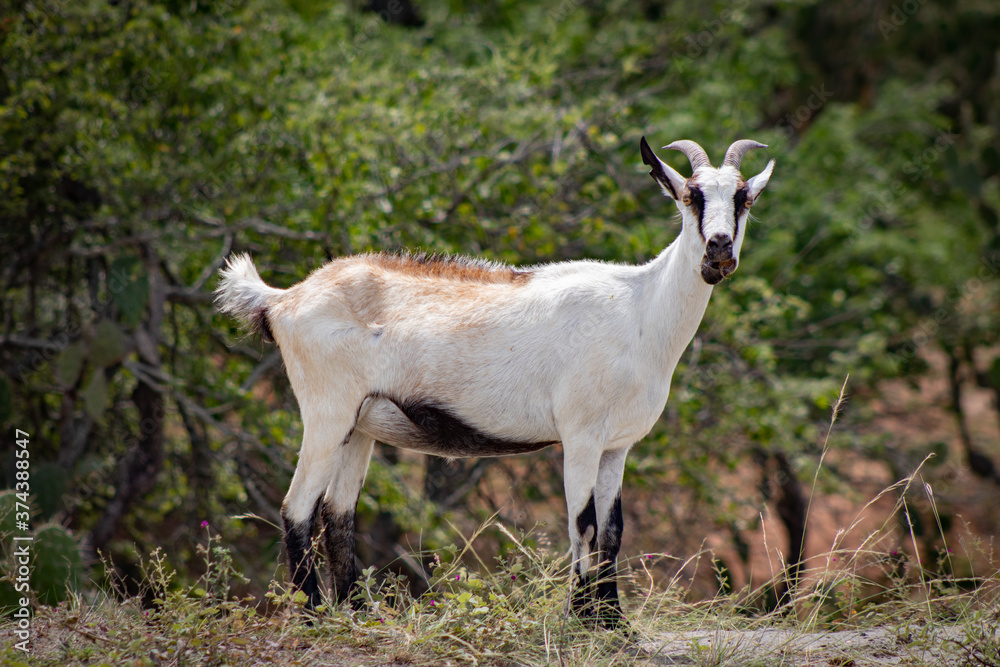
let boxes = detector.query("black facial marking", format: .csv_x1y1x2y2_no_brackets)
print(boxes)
640,136,678,200
733,187,750,237
688,186,706,239
282,500,322,609
321,498,360,606
393,398,556,457
701,263,726,285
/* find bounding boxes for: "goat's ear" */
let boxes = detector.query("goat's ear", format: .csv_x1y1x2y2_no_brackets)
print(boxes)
640,136,686,201
747,159,776,202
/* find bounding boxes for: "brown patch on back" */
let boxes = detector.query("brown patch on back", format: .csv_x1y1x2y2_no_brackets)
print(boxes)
275,251,531,335
364,252,532,285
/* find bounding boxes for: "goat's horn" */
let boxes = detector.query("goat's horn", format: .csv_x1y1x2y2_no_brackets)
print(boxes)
663,140,712,172
722,139,768,170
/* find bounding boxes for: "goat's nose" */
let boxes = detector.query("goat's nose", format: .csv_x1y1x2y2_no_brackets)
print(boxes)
706,234,733,260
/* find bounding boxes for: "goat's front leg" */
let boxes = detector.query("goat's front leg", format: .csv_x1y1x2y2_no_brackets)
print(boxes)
321,430,374,606
563,445,602,622
593,447,628,628
281,403,361,609
565,445,629,629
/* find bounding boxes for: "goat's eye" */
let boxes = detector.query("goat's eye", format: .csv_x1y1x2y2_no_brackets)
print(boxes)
744,198,753,209
682,196,692,206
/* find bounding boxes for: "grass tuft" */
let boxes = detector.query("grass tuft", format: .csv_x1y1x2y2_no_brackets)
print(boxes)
3,388,999,664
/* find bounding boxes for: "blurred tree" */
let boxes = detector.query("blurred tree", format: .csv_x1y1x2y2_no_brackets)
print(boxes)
363,0,425,27
1,0,996,605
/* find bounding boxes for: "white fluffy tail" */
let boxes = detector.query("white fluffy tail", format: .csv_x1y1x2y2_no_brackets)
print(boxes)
215,253,284,342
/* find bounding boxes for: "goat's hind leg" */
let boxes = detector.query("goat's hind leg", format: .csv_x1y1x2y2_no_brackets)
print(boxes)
282,498,322,609
281,403,362,609
321,430,374,607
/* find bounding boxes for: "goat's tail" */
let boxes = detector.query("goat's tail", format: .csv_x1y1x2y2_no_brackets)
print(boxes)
215,253,285,342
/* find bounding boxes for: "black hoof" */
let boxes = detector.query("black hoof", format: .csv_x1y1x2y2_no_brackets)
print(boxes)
573,581,628,630
596,600,629,631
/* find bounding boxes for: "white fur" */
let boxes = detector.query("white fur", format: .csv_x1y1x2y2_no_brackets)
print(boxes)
216,137,774,606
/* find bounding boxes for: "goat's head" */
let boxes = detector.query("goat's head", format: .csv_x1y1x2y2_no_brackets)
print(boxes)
640,137,775,285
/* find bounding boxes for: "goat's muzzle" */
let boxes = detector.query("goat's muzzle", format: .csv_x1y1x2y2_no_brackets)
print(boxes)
701,234,736,285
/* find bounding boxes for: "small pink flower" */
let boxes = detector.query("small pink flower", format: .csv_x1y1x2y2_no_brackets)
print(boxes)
455,574,461,581
510,574,517,581
201,520,209,528
645,554,653,559
429,600,436,606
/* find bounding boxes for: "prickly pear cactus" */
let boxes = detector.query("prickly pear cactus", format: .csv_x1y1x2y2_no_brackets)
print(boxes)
0,493,84,612
0,490,18,614
31,524,83,606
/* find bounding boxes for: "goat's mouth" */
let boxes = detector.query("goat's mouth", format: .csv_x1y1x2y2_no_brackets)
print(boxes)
701,257,737,285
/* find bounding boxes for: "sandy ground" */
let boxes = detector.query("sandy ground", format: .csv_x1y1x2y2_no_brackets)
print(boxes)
638,625,971,666
8,610,994,666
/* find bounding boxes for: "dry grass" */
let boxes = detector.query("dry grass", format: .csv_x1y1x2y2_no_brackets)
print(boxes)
4,384,1000,666
5,507,998,665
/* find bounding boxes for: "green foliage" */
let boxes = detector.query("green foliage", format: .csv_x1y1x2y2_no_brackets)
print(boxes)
0,0,997,615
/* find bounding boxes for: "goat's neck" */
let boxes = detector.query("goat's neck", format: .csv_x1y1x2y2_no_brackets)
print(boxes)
640,233,714,373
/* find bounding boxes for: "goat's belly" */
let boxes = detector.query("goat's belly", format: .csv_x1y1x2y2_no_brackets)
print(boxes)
356,396,557,458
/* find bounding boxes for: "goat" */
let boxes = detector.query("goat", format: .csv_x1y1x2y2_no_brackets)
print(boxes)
216,137,775,627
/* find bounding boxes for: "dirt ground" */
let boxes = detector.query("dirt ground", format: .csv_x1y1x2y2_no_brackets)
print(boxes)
12,613,986,666
639,625,974,666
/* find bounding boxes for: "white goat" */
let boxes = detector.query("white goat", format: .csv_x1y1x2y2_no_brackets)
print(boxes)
216,137,774,627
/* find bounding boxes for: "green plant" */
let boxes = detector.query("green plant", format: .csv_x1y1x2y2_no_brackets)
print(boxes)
0,491,84,613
